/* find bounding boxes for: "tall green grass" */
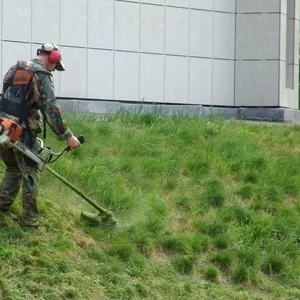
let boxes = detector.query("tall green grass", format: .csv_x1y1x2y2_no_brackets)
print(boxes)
0,112,300,299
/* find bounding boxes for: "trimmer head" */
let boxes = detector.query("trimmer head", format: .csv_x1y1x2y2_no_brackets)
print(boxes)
80,211,117,227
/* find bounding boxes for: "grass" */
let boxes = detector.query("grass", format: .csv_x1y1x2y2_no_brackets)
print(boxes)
1,112,300,299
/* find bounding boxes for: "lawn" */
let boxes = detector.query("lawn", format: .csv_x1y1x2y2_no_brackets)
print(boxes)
0,112,300,299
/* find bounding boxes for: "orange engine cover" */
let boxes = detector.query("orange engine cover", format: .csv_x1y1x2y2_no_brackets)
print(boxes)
0,118,22,142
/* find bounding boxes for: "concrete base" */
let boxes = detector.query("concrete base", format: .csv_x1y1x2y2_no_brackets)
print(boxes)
57,99,300,123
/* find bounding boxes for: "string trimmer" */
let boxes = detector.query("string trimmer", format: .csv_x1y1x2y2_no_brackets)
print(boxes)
0,117,117,227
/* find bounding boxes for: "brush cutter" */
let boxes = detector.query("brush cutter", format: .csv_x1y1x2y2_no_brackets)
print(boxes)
0,117,117,227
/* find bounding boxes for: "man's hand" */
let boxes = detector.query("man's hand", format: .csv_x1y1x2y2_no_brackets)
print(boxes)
67,135,81,149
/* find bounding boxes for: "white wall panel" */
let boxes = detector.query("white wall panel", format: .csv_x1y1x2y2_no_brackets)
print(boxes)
0,2,2,89
0,1,2,39
115,2,140,52
2,0,31,42
236,14,280,60
32,0,60,44
190,0,213,10
166,7,189,55
2,42,31,78
141,4,165,54
165,56,188,103
280,14,287,62
189,58,212,104
296,0,300,20
213,60,234,105
281,0,287,14
214,0,236,13
60,0,88,47
0,43,2,90
288,18,299,65
190,10,213,57
279,60,287,107
51,71,61,98
143,0,165,5
213,12,235,59
60,47,87,98
286,64,295,88
282,61,299,109
295,19,300,64
140,53,164,103
88,49,113,100
166,0,189,8
237,0,280,13
88,0,114,49
235,61,279,106
114,51,139,101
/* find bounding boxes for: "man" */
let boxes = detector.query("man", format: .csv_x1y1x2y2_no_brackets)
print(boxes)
0,43,81,229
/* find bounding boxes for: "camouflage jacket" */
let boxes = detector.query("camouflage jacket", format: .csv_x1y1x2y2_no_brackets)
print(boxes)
1,58,72,141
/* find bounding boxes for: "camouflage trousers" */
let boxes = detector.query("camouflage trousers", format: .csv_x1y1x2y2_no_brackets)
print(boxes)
0,135,40,227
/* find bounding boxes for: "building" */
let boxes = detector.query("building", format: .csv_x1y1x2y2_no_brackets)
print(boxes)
0,0,299,121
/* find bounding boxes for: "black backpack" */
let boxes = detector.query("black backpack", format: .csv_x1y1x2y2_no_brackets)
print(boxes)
0,60,37,120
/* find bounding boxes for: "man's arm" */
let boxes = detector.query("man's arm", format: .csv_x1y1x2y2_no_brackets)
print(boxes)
39,73,73,141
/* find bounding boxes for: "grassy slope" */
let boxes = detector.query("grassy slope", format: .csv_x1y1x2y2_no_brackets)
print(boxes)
1,112,300,300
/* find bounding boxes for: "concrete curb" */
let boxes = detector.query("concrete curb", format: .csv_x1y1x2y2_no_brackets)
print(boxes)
57,99,300,123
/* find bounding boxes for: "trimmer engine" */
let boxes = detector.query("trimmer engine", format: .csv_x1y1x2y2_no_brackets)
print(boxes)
0,117,22,144
0,117,57,170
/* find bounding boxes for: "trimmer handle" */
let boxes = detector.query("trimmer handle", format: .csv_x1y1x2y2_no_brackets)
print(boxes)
64,135,85,152
77,135,85,144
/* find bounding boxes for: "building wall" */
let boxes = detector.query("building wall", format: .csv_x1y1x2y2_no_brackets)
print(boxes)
0,0,236,106
235,0,300,109
0,0,298,109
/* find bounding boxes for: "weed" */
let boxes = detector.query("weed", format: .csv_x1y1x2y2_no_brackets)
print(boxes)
242,171,260,183
232,263,249,283
204,265,219,282
128,227,154,257
210,251,234,270
175,195,191,212
144,213,165,234
203,179,226,208
236,184,256,199
187,234,211,253
185,157,210,179
198,219,227,237
164,177,177,191
237,248,259,267
213,234,231,249
264,185,284,203
220,205,253,225
171,255,197,275
0,246,12,260
261,253,286,275
107,242,135,262
88,248,106,262
158,235,190,255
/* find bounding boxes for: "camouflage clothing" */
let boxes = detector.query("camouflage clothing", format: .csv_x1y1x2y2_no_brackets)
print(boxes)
1,59,73,140
0,58,72,227
0,139,40,227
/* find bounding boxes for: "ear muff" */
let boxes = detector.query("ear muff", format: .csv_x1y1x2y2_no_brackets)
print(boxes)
48,50,61,64
37,43,61,64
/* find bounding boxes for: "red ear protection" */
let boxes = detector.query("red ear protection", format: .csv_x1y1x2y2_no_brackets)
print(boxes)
48,50,61,64
37,43,61,64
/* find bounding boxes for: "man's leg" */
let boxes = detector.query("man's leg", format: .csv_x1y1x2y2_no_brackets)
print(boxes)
0,145,22,212
22,172,40,227
13,144,40,227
